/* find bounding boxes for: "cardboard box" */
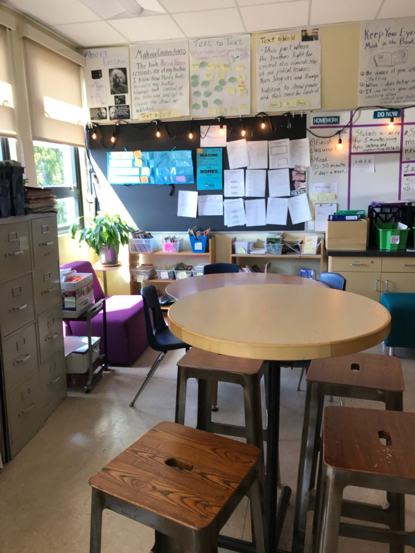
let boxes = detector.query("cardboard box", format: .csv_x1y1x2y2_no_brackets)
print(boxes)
326,218,369,251
64,336,101,374
61,273,93,315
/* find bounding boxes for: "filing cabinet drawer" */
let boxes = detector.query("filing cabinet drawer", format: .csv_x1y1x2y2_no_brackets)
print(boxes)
40,349,66,407
7,370,43,458
0,221,31,282
381,258,415,273
31,216,59,268
38,305,64,363
0,274,35,336
328,257,381,273
2,323,39,392
33,263,61,315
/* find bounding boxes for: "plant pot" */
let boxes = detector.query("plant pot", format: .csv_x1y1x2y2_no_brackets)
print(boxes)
100,245,118,266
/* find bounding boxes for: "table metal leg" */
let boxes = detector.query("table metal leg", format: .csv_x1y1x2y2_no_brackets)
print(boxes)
103,272,108,297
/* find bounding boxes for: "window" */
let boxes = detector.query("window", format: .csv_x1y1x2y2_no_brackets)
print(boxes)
0,137,17,161
33,140,84,232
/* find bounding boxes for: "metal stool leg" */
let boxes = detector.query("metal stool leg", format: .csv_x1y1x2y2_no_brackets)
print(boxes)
211,381,219,412
129,352,165,408
297,367,305,391
292,381,320,553
315,465,345,553
387,492,405,553
249,477,267,553
90,489,105,553
153,532,183,553
175,366,188,425
309,393,324,491
243,376,264,451
197,379,213,433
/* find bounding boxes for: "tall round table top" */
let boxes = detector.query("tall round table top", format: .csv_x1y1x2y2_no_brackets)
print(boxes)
168,284,391,361
166,273,325,300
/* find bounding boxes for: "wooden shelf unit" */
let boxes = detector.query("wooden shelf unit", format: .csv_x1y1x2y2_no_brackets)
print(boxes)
129,236,216,303
229,237,325,274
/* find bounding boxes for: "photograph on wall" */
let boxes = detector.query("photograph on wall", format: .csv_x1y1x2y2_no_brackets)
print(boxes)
189,34,251,118
84,47,131,122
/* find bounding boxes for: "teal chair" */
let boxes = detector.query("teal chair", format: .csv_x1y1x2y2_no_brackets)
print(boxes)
381,293,415,355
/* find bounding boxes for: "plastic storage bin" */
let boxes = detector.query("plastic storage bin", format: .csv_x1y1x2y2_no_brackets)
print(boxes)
193,265,205,276
156,268,175,280
174,269,193,279
375,223,409,251
234,241,254,254
162,237,183,253
190,236,208,253
132,266,156,282
129,237,159,254
64,336,101,374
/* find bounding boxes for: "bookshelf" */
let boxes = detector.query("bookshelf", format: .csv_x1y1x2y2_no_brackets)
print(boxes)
129,236,216,310
229,237,325,274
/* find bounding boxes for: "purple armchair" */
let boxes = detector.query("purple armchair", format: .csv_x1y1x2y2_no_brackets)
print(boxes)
61,261,148,366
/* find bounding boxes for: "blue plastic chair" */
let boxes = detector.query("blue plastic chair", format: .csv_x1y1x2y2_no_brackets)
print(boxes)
319,272,346,291
203,262,239,275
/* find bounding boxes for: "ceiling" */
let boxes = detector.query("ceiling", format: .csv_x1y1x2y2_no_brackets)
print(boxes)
3,0,415,47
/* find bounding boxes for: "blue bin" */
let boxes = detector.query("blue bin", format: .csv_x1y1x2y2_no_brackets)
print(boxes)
190,236,208,253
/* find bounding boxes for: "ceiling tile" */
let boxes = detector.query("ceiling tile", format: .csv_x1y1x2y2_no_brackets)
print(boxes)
8,0,99,25
110,15,184,41
378,0,415,19
310,0,382,25
237,0,298,5
240,1,309,32
80,0,125,20
54,21,127,47
173,8,245,37
139,0,166,12
161,0,235,13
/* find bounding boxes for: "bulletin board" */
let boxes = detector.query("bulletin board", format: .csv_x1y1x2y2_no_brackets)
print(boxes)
88,115,308,232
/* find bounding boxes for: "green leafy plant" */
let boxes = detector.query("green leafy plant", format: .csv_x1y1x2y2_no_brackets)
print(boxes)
70,213,134,256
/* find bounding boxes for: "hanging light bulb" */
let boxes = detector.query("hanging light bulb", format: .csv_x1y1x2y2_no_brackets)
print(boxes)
240,118,246,137
336,135,343,151
286,113,292,130
91,130,97,140
389,116,395,129
188,131,194,139
154,120,161,138
110,134,116,144
110,122,119,144
261,119,266,130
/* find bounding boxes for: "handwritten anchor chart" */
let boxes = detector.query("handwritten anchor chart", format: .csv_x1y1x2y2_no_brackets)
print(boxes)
189,35,251,118
359,17,415,106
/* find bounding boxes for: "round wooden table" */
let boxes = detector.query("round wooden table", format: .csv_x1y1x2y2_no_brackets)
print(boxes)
166,272,326,300
169,284,391,553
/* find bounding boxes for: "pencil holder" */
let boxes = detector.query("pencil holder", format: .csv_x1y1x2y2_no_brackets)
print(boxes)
190,236,208,253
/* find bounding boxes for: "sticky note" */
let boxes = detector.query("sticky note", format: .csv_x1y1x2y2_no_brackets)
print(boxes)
283,99,297,108
230,107,238,115
134,150,142,158
217,71,226,80
209,107,217,116
134,159,143,167
238,73,246,81
140,176,149,183
238,87,247,95
191,63,199,71
218,107,227,115
297,98,311,107
224,64,231,72
269,100,282,109
216,63,224,70
236,63,245,71
205,72,214,81
239,104,247,112
207,63,215,70
227,87,235,95
142,167,150,176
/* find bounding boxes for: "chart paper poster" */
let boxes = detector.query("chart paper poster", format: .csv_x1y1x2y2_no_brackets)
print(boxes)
130,41,189,120
256,29,321,111
85,47,131,122
107,151,194,185
359,18,415,106
189,35,251,117
196,148,223,190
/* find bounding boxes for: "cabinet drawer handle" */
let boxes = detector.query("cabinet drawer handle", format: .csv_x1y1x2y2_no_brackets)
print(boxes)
10,303,27,312
350,261,364,266
375,279,380,292
6,250,23,257
13,354,31,365
45,332,58,341
49,375,61,385
42,287,56,294
403,264,415,267
19,403,35,416
40,241,54,247
384,280,389,292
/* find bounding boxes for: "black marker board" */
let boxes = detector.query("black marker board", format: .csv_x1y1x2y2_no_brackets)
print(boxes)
89,115,307,232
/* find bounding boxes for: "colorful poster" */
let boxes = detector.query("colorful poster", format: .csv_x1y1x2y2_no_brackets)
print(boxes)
196,148,223,190
130,40,189,120
84,47,131,122
189,35,251,117
107,151,194,185
359,17,415,106
256,29,321,111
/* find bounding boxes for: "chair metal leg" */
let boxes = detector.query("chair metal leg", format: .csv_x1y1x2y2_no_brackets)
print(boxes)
90,489,105,553
129,352,165,408
175,367,188,425
297,367,305,391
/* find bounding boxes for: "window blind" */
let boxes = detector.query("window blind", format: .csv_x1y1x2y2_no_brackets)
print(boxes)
0,25,16,137
24,39,85,147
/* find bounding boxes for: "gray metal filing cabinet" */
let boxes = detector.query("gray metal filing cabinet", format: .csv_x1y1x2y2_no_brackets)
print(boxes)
0,214,66,459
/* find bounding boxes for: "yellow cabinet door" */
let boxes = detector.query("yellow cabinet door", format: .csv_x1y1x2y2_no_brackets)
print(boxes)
381,273,415,293
337,271,381,301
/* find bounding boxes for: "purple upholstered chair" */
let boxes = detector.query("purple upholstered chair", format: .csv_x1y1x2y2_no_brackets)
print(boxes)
61,261,148,366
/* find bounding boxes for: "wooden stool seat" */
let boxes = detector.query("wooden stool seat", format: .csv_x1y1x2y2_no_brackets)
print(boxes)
307,353,404,392
324,407,415,480
89,422,266,553
178,348,264,375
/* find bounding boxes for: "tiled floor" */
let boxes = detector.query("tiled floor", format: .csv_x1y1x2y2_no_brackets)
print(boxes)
1,344,415,552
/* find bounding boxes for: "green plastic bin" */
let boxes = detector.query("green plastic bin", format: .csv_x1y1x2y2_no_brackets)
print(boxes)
375,223,409,251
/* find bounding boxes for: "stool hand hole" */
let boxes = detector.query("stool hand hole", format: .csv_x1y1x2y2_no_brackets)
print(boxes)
378,430,392,446
165,458,194,473
351,363,360,371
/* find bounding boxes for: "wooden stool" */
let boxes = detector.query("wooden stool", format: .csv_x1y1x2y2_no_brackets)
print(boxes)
314,406,413,553
176,348,266,452
292,353,404,553
89,422,266,553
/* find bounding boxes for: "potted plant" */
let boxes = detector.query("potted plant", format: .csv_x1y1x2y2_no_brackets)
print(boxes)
70,213,134,266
